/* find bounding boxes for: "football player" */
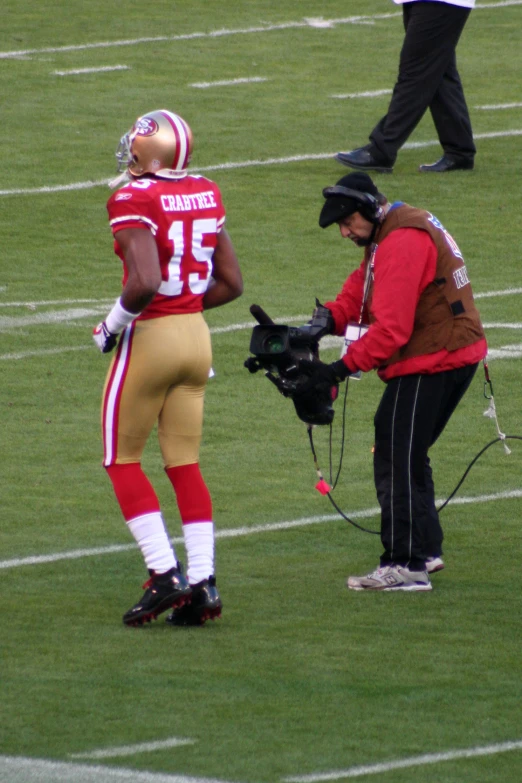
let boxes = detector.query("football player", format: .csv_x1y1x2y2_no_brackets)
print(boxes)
93,109,243,626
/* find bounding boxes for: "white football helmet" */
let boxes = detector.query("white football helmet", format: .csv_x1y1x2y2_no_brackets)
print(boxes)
112,109,193,185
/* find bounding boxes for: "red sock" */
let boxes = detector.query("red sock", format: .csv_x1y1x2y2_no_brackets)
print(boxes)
105,463,160,522
165,463,212,524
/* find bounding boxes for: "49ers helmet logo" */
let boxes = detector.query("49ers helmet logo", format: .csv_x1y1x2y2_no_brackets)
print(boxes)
134,117,159,137
113,109,193,184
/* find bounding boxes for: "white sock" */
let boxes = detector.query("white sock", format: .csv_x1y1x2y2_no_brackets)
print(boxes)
183,521,214,584
127,512,177,574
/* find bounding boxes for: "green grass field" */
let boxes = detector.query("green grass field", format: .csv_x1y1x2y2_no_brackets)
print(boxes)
1,2,521,782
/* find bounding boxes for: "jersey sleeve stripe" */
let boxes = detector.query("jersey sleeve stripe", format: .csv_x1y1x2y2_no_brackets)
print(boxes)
109,215,159,235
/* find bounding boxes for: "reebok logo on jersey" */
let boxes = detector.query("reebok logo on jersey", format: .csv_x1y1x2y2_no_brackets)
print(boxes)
115,192,133,201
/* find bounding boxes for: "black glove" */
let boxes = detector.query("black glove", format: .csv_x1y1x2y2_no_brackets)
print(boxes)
296,358,351,395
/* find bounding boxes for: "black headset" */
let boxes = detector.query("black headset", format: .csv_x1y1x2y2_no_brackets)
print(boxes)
322,185,382,222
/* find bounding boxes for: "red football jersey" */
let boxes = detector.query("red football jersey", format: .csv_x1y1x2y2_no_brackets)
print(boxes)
106,175,226,319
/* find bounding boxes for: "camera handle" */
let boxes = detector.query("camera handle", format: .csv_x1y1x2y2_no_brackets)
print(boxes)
250,304,275,326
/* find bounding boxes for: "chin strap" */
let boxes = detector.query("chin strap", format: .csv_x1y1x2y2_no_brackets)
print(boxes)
482,360,511,455
108,170,131,189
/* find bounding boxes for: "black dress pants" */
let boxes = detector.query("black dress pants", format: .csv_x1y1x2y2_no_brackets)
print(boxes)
369,1,476,165
373,364,478,571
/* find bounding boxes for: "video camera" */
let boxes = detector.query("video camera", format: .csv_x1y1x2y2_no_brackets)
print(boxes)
244,303,337,426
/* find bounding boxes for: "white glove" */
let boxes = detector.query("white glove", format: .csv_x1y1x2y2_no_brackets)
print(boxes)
92,298,139,354
92,321,118,353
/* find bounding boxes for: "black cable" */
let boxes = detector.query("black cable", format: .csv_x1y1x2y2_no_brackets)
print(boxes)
436,435,522,512
310,423,521,535
308,363,520,533
308,421,379,533
326,490,381,534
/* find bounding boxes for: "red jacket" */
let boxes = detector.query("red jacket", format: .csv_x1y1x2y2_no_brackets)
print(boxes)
325,226,487,382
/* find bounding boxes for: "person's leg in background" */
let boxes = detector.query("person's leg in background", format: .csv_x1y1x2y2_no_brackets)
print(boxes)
337,2,474,172
370,3,472,163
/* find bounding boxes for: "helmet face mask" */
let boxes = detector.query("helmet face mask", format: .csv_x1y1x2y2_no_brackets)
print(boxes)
114,131,133,175
113,109,193,184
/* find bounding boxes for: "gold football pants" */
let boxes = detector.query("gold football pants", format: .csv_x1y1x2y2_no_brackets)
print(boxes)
102,312,212,468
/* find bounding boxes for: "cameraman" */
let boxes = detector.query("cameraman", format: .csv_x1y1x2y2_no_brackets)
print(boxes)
303,172,487,591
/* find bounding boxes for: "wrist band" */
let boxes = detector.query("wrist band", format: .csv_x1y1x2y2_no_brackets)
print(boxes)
105,298,139,334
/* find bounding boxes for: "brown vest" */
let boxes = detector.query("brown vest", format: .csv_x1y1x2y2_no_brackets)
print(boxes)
366,204,485,365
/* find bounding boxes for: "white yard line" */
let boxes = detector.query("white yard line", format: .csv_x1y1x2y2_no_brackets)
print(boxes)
320,335,522,359
332,96,522,107
331,89,392,99
402,128,522,149
482,322,522,328
189,77,268,89
0,345,92,360
475,102,522,110
2,129,522,197
70,738,196,760
1,288,521,311
475,287,522,299
0,756,238,783
53,65,130,75
1,338,521,363
2,739,521,783
0,2,519,60
488,345,522,358
0,306,109,329
1,291,521,360
0,298,114,308
305,18,376,28
1,489,521,571
282,739,522,782
0,13,403,59
0,178,112,196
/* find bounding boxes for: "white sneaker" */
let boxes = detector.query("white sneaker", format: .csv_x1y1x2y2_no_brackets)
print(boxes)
426,556,445,574
347,565,432,592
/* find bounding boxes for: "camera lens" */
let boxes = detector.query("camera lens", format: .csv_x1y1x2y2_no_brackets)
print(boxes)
263,334,285,353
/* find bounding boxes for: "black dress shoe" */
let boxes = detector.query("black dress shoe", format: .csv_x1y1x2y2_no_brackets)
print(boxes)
335,147,394,173
418,155,474,173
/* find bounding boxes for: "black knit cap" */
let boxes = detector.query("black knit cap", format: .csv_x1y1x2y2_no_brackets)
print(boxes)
319,172,381,228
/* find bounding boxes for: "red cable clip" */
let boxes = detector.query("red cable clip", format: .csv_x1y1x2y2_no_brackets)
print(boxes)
315,479,331,496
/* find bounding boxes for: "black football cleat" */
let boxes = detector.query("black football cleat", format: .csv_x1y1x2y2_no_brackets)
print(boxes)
123,565,192,627
165,575,222,627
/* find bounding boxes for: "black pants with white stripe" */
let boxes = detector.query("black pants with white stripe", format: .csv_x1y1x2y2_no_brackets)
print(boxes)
368,1,476,165
373,364,478,571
